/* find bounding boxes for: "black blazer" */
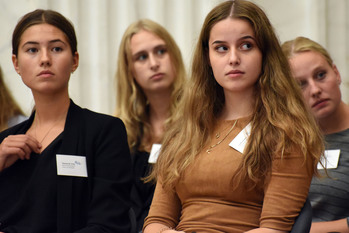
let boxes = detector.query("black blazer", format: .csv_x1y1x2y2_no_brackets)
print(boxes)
0,100,132,233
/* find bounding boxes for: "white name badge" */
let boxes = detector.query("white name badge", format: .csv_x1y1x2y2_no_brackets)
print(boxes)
229,123,251,153
56,154,88,177
317,149,340,169
148,144,162,164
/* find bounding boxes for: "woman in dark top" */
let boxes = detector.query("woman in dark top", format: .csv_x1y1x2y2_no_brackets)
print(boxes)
282,36,349,233
114,19,186,232
0,9,132,233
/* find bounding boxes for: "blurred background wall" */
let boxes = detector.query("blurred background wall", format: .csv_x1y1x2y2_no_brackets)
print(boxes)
1,0,348,115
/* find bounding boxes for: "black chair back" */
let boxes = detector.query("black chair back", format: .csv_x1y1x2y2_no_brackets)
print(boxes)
290,198,312,233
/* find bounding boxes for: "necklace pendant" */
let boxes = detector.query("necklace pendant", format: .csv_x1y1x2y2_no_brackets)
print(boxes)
206,149,211,153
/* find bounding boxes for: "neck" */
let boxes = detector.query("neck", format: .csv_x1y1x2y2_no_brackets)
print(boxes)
220,90,254,120
33,92,70,123
144,90,171,146
319,101,349,135
146,90,172,122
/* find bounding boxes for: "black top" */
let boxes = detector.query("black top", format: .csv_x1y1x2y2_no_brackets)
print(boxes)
131,150,156,232
0,134,62,232
0,100,132,233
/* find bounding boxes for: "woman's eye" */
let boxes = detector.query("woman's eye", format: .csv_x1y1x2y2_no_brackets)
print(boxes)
156,48,166,55
241,43,252,50
27,48,38,53
52,47,63,52
297,80,307,89
316,71,326,80
137,54,148,61
215,45,228,52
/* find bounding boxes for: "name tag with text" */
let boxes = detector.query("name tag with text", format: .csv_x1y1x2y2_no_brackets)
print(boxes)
56,154,88,177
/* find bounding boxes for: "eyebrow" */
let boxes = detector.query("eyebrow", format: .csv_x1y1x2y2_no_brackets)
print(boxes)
211,35,255,45
132,44,167,57
21,39,66,47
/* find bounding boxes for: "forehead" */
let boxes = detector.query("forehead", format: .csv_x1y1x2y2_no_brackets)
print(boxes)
290,51,328,70
209,18,254,41
19,23,68,45
130,29,165,53
289,51,332,78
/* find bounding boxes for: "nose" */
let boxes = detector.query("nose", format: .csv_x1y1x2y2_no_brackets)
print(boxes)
40,49,51,67
229,49,240,66
149,53,159,71
309,80,321,98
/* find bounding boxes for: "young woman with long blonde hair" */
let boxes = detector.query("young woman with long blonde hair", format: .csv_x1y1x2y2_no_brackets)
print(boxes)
115,19,186,232
143,1,324,232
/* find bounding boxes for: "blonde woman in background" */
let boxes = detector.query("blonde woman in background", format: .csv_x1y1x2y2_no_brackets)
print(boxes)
115,19,186,232
0,65,26,131
143,0,324,232
282,36,349,233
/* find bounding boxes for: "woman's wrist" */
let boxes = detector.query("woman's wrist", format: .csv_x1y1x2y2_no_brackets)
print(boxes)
158,226,172,233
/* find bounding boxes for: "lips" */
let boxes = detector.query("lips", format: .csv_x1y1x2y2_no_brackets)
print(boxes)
312,99,328,108
150,73,164,80
226,70,244,78
38,70,54,77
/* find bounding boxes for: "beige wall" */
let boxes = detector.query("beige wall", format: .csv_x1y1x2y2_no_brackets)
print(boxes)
1,0,348,115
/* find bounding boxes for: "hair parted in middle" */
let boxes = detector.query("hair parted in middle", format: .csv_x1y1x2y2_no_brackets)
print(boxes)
115,19,186,152
148,0,324,190
281,36,334,66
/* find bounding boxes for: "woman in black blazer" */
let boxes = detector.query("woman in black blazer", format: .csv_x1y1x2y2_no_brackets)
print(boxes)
0,9,132,233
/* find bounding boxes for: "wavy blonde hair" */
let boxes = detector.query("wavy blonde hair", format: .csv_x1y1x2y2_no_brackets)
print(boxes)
148,0,324,190
0,66,25,131
115,19,186,152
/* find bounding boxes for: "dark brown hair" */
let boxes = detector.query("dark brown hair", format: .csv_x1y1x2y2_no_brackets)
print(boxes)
12,9,77,56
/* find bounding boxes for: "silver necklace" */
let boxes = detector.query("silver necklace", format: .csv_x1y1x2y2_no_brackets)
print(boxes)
34,117,62,144
206,119,238,153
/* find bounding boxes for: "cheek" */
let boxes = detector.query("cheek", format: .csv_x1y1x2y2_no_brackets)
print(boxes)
165,59,176,80
253,55,263,74
132,63,143,77
132,66,146,85
301,89,312,105
209,58,221,76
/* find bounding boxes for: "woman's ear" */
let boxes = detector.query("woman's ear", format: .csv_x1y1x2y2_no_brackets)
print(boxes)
12,54,20,75
332,64,341,85
71,52,79,73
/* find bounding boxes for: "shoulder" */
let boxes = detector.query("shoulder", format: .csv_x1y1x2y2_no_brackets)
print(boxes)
0,118,30,142
69,101,124,126
7,115,28,128
80,107,124,128
68,103,126,137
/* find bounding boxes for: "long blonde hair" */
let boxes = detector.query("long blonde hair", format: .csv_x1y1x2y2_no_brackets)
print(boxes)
0,66,25,131
149,0,324,190
115,19,186,152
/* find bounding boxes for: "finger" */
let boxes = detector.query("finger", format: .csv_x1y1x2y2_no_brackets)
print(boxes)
0,135,40,158
7,134,41,154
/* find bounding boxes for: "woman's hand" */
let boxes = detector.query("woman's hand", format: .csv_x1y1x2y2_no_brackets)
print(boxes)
0,134,41,171
310,219,349,233
245,228,287,233
161,230,185,233
143,223,185,233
